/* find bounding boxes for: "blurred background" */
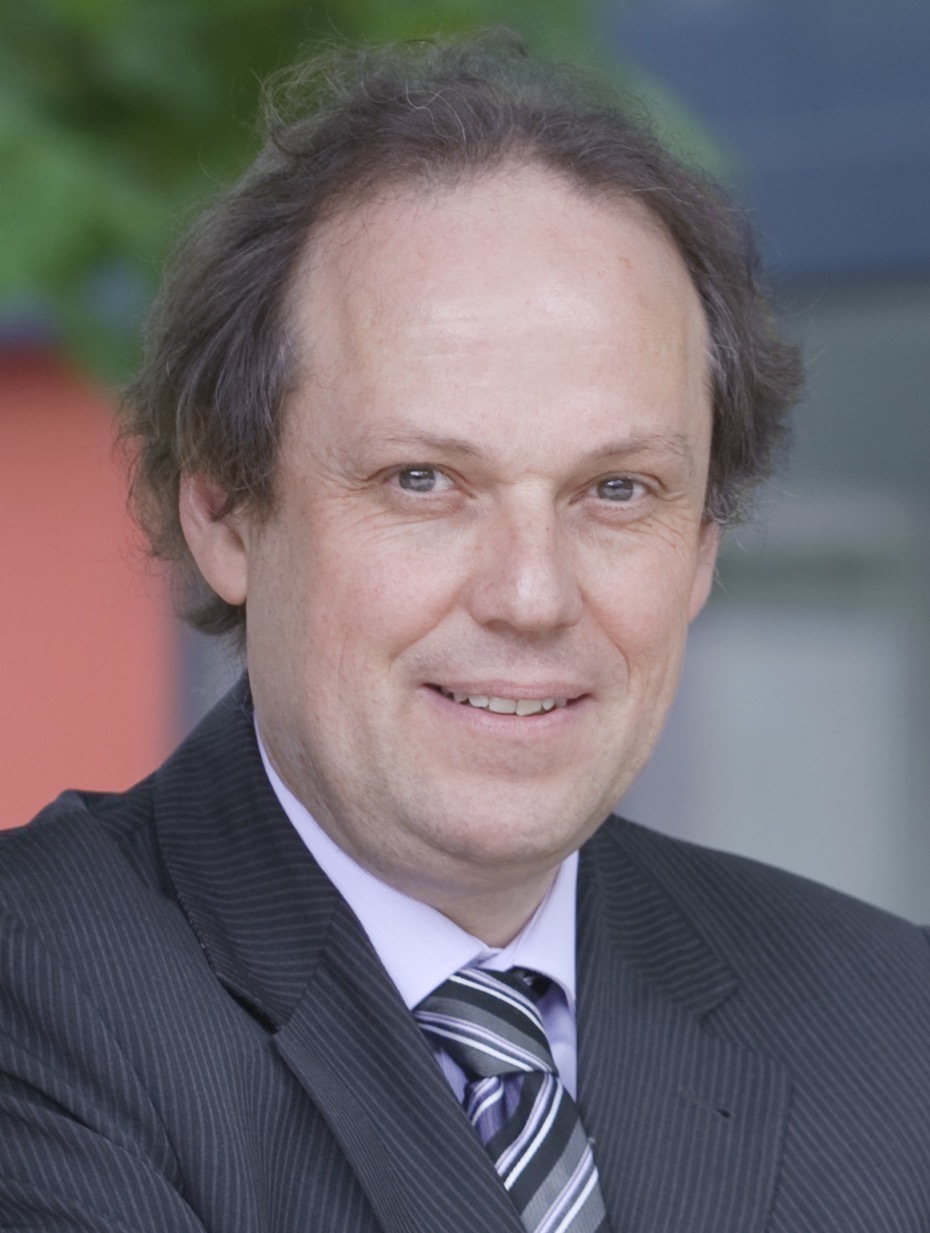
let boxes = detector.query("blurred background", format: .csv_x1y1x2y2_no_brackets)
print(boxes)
3,0,928,919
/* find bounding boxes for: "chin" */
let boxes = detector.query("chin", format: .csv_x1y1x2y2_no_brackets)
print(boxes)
422,807,589,873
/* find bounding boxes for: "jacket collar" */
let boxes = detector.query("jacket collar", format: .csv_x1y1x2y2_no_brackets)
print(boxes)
579,819,740,1018
152,677,340,1027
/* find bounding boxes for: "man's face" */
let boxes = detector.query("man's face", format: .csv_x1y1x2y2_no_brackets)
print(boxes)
191,166,718,928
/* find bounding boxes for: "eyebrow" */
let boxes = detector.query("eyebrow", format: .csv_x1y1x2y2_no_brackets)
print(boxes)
373,431,486,459
360,428,697,476
580,432,698,477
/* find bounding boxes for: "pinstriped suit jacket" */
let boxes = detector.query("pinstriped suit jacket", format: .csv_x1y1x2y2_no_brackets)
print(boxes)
2,681,930,1232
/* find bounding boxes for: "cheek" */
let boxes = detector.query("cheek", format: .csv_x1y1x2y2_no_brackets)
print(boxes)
590,543,699,660
322,530,467,651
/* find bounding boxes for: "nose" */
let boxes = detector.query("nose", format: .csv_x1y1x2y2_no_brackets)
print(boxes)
464,494,583,634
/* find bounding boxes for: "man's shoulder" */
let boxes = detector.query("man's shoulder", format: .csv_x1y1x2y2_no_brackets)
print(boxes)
0,680,251,967
0,778,163,931
0,778,209,1054
589,815,930,998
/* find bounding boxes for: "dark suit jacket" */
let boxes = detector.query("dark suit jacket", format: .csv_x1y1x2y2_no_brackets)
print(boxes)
2,681,930,1232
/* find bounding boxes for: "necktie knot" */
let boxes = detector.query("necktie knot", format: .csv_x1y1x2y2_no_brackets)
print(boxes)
415,967,556,1081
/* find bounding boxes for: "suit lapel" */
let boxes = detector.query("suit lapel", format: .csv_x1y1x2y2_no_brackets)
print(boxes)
153,679,330,1025
576,823,790,1233
154,681,524,1233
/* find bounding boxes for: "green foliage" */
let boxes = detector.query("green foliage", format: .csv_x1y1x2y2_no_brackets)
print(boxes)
0,0,718,380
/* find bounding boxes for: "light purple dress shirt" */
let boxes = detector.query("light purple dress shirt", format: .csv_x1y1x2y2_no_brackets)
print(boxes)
258,732,579,1097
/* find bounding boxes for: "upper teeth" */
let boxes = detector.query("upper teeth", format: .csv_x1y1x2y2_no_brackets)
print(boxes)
439,688,567,715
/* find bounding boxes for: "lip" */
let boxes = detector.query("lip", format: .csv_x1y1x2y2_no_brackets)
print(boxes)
426,681,588,702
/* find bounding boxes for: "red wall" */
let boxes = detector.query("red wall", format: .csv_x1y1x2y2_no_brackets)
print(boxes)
1,349,177,828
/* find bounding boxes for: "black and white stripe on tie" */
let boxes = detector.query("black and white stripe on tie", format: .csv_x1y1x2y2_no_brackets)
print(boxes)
416,968,609,1233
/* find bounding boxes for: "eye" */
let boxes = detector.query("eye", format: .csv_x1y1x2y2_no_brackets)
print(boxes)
393,465,452,494
595,475,641,502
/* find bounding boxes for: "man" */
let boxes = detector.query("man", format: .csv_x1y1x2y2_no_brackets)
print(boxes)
2,31,929,1233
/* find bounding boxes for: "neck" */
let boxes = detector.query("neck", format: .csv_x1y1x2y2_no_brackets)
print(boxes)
405,869,558,947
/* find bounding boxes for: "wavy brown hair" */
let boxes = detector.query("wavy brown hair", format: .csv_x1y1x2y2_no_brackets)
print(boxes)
121,29,803,636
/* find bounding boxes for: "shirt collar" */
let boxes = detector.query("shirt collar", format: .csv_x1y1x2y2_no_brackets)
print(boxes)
257,729,577,1013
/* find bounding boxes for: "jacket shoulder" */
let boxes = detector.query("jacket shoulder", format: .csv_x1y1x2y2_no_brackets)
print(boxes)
592,815,930,999
0,777,168,934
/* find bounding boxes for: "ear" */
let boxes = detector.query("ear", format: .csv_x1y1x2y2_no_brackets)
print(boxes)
688,520,721,621
178,474,249,607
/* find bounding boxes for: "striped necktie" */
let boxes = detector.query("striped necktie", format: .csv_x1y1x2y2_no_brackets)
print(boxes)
415,967,609,1233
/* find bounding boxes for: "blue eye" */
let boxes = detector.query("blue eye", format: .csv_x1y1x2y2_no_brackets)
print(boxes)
397,466,442,493
596,476,637,502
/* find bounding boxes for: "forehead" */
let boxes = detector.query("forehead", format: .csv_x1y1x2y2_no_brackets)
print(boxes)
299,165,702,327
283,165,710,453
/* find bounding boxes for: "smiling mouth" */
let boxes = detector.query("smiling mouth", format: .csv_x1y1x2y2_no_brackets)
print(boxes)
434,686,570,716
